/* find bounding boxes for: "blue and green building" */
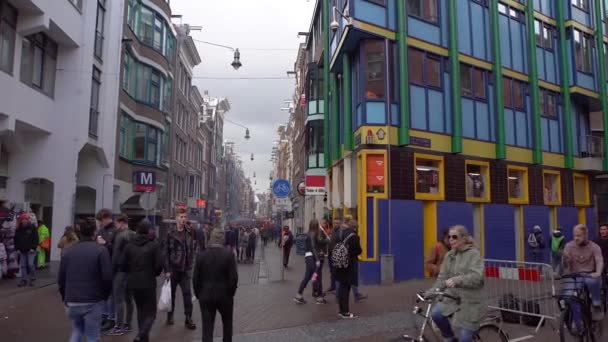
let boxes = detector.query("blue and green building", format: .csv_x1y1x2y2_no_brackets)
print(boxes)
304,0,608,284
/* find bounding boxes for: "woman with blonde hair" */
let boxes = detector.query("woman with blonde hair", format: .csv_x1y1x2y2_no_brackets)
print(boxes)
57,225,79,257
426,225,484,342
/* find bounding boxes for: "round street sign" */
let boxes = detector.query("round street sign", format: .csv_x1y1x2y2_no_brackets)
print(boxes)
139,192,158,210
297,181,306,196
272,179,292,198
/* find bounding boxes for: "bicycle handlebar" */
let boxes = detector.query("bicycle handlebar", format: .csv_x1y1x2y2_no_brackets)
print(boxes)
417,290,461,305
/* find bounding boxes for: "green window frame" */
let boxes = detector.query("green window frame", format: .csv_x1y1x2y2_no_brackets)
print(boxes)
119,114,131,158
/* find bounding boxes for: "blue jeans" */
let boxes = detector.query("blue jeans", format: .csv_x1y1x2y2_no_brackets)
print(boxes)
65,301,104,342
431,305,475,342
562,276,603,307
19,251,36,282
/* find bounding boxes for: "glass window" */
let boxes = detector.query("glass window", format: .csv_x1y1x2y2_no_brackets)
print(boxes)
466,162,490,201
407,0,438,23
366,154,385,194
503,78,512,108
134,123,147,160
140,7,154,46
149,70,161,106
119,114,130,158
365,40,385,99
504,77,525,111
460,64,472,97
415,155,444,200
89,67,101,137
153,15,163,51
409,48,442,89
574,29,592,73
408,48,424,85
573,173,590,205
572,0,589,11
472,68,486,99
132,121,159,164
94,0,106,60
0,0,17,74
508,166,528,203
541,89,557,118
20,33,57,96
543,171,561,204
534,20,553,50
426,55,441,88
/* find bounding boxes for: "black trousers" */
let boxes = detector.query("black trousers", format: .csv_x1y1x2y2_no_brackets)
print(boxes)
200,297,234,342
283,246,292,266
338,282,352,314
132,287,157,342
170,270,193,317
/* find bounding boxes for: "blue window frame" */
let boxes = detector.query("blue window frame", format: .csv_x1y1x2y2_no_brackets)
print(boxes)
407,0,438,24
460,64,488,101
573,29,593,74
572,0,589,12
535,20,554,51
122,52,172,112
408,47,442,90
133,121,159,164
498,3,525,22
503,77,526,111
539,88,558,118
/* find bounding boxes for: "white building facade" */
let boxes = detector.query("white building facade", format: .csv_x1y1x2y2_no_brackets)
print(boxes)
0,0,124,261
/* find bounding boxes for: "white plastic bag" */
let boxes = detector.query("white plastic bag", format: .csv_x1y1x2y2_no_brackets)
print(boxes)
158,280,172,312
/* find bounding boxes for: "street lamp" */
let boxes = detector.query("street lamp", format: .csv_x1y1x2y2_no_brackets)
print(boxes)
193,39,242,70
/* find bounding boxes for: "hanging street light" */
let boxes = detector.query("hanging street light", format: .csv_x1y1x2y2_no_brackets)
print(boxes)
231,49,242,70
245,128,251,140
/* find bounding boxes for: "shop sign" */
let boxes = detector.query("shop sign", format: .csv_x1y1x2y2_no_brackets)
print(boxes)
366,154,385,186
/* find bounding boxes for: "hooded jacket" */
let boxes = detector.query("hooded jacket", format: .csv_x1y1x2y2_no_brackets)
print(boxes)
14,223,38,253
122,234,163,290
430,243,485,332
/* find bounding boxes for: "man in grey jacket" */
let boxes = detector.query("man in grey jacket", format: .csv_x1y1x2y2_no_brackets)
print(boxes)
106,214,136,336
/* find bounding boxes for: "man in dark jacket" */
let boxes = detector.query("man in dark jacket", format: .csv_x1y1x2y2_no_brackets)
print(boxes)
14,213,38,287
193,228,238,342
96,208,118,331
330,222,362,319
121,220,163,342
58,219,113,342
282,226,294,268
106,214,136,336
164,207,197,329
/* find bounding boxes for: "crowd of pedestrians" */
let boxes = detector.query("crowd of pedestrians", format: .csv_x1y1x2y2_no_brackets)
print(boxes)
56,207,241,342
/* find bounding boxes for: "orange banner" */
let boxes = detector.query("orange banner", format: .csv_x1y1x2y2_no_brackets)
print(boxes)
366,154,385,186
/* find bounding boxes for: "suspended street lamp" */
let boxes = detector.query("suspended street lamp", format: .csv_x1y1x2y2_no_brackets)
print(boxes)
193,39,242,70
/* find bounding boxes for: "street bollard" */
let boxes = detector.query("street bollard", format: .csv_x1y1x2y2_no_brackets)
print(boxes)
380,254,394,285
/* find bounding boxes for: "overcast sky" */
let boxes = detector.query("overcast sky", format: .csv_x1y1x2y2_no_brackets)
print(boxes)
170,0,315,194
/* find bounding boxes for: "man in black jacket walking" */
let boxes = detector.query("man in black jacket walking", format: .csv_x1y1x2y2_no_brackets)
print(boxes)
58,219,113,342
193,228,238,342
14,213,38,287
121,220,163,342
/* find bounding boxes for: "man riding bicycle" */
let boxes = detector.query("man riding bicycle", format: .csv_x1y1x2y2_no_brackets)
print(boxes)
562,224,604,321
425,225,485,342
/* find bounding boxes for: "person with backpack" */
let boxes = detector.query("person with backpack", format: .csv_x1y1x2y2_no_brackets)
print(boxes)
551,226,566,278
527,225,545,263
281,226,294,268
426,229,450,278
330,221,362,319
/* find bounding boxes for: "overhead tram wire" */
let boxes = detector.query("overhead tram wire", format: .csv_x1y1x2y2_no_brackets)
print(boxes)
191,39,298,52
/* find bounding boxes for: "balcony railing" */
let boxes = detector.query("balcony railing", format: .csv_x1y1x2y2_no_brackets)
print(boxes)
89,108,99,138
581,135,604,159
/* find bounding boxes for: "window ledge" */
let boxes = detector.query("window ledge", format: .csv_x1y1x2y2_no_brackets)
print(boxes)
415,193,444,201
466,197,490,203
508,198,529,205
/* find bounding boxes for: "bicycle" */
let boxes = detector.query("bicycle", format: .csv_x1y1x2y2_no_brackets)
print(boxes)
402,290,508,342
555,273,603,342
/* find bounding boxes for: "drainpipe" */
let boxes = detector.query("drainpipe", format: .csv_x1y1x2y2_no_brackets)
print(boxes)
397,0,410,146
557,0,574,169
323,0,331,168
490,0,505,159
343,54,353,151
448,0,462,153
594,0,608,170
525,1,542,164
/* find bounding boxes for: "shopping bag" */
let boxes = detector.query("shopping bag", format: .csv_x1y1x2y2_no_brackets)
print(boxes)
158,280,172,312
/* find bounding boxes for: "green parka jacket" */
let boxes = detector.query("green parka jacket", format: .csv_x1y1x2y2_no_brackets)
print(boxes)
428,243,485,331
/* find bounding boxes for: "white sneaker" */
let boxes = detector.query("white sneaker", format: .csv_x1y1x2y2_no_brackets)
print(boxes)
339,312,355,319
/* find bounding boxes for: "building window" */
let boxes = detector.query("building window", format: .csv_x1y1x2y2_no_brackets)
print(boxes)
503,77,526,111
149,70,161,107
407,0,438,24
573,173,590,206
534,20,553,50
128,1,175,60
543,170,561,205
133,122,159,164
572,0,588,12
89,67,101,137
20,33,57,97
364,40,385,99
0,1,17,74
94,0,106,60
539,89,557,118
498,4,525,22
507,165,528,204
408,48,442,89
461,64,487,101
123,52,172,111
153,15,163,51
574,29,592,73
119,114,130,158
465,160,490,202
414,154,444,200
306,120,324,168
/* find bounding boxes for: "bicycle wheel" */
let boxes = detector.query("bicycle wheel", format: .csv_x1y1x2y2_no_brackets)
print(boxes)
473,324,508,342
558,309,585,342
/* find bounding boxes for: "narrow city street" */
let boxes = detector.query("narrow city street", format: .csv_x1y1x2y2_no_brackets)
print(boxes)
3,240,604,341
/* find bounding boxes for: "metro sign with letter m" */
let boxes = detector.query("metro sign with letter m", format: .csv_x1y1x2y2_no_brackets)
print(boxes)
133,171,156,192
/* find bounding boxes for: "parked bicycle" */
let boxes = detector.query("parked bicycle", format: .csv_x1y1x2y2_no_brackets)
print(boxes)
555,273,603,342
402,290,508,342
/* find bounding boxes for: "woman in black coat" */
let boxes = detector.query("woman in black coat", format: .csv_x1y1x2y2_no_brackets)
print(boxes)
330,223,362,319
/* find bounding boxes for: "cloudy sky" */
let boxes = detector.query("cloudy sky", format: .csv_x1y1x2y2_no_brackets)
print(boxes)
170,0,315,194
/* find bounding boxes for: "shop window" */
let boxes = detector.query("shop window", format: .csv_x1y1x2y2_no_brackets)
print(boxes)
415,154,444,200
465,161,490,202
507,166,528,204
366,154,385,194
573,173,590,206
543,170,561,205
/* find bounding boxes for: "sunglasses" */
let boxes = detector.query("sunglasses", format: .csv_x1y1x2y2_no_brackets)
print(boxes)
448,235,459,240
